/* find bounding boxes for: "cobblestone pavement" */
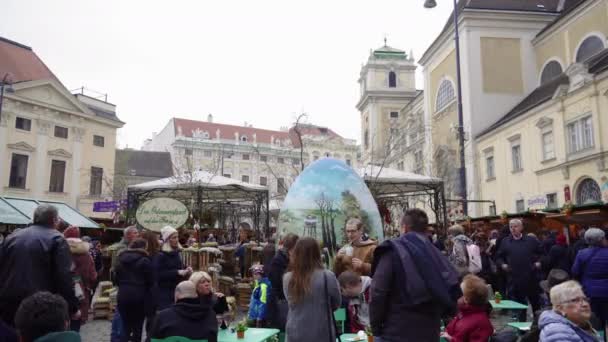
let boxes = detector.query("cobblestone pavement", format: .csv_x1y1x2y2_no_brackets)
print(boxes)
80,319,112,342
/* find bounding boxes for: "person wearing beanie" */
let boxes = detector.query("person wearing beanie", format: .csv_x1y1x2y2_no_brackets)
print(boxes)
248,265,271,327
63,226,97,332
155,226,192,310
542,233,572,275
149,281,218,342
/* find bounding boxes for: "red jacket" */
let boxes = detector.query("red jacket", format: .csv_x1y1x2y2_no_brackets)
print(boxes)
67,238,97,322
445,299,494,342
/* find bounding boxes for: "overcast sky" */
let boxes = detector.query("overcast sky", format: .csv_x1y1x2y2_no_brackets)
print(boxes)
1,0,451,148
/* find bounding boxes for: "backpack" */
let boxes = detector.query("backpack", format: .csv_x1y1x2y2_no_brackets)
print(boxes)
466,243,482,274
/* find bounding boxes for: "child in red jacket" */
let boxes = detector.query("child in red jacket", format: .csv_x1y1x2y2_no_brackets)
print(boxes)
442,275,494,342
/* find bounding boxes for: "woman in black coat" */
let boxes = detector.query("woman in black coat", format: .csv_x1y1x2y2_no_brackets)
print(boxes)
116,238,154,342
156,226,192,310
190,272,229,316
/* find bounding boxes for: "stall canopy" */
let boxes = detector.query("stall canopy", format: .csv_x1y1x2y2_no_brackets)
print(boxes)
0,197,100,228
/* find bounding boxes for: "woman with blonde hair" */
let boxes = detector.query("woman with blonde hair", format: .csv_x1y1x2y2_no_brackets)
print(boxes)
155,226,192,310
283,237,341,342
539,280,599,341
190,272,229,316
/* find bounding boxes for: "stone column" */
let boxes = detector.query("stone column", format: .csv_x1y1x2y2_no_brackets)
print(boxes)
34,118,52,198
0,109,10,188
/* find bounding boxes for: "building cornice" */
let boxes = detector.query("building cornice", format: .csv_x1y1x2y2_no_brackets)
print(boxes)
7,141,36,152
535,151,608,176
356,91,419,110
532,0,601,46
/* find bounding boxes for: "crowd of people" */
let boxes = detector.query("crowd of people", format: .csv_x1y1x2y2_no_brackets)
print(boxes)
0,203,607,342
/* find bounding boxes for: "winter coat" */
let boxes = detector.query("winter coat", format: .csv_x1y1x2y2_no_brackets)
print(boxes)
497,235,542,288
538,310,599,342
149,297,218,342
66,238,97,322
115,248,154,314
249,277,271,321
199,293,229,315
543,244,572,274
346,276,372,333
155,247,185,310
0,225,79,318
572,247,608,299
449,235,473,277
269,249,289,301
110,239,128,274
445,299,494,342
283,269,341,342
33,331,81,342
370,233,457,342
334,239,377,276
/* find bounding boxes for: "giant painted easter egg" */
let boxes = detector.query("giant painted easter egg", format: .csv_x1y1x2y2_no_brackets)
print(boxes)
279,158,383,256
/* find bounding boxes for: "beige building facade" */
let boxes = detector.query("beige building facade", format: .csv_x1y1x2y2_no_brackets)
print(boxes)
0,37,124,219
475,0,608,215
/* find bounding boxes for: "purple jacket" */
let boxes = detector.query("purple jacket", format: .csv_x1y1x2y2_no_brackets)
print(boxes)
572,247,608,299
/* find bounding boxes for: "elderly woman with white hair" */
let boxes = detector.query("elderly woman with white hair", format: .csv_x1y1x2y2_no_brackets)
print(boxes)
155,226,192,310
572,228,608,330
190,271,229,316
539,280,600,341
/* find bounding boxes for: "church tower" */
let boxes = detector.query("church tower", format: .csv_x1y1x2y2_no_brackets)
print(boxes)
357,41,418,166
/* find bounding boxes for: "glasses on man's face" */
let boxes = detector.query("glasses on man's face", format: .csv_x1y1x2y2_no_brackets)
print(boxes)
561,296,590,305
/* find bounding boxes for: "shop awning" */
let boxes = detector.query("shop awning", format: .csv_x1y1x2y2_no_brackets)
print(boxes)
0,197,99,228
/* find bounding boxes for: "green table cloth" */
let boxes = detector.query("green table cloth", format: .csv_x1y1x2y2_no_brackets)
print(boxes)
340,333,447,341
489,299,528,310
507,322,532,331
218,328,280,342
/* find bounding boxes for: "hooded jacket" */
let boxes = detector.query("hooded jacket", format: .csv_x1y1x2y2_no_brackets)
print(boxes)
572,246,608,299
66,238,97,322
334,239,377,276
149,297,218,342
539,310,599,342
347,276,372,333
115,248,154,312
449,235,473,277
155,246,185,310
445,299,494,342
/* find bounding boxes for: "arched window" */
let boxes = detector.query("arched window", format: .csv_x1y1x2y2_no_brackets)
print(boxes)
388,71,397,88
540,60,563,84
576,35,605,62
576,178,601,204
436,79,455,112
241,135,248,142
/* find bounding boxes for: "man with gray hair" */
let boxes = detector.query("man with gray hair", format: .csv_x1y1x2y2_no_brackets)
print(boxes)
0,204,79,328
149,281,218,341
572,227,608,331
497,218,543,321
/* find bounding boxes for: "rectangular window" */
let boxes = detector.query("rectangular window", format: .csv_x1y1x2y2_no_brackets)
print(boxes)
49,160,66,193
260,155,268,162
542,131,555,160
390,111,399,118
54,126,68,139
313,155,319,161
568,116,594,153
277,178,286,194
223,174,231,178
277,157,285,164
93,135,105,147
397,162,404,171
184,148,193,156
515,199,525,213
241,175,250,183
9,154,28,189
292,158,299,165
89,167,103,196
203,150,212,158
409,133,418,146
486,156,495,179
260,176,268,186
15,117,31,131
242,154,250,160
546,193,558,209
511,144,522,171
346,159,351,166
414,151,423,174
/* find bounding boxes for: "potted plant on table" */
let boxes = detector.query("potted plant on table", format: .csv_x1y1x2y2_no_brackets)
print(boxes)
236,320,248,339
494,291,502,304
365,326,374,342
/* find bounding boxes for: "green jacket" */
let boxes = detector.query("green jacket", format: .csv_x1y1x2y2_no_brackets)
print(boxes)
34,331,81,342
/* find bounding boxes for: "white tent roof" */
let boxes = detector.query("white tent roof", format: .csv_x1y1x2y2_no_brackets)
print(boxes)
129,170,267,192
357,165,443,196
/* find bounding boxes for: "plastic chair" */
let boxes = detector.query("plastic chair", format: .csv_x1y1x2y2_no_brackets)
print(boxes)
334,308,346,334
151,337,208,342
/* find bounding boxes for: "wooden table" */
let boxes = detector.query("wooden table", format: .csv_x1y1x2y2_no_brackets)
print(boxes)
218,328,279,342
489,299,528,310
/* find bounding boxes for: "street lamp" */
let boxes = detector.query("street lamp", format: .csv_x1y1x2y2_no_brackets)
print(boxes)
424,0,468,215
0,73,15,124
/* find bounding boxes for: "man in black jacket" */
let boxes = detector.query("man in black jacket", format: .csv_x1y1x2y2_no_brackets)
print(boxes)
150,281,218,342
0,205,79,327
497,218,543,321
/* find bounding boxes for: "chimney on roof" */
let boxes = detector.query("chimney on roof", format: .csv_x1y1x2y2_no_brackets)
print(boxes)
557,0,566,11
244,121,248,127
207,114,213,123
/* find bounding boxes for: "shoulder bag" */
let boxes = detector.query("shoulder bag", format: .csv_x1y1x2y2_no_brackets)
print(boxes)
324,271,341,342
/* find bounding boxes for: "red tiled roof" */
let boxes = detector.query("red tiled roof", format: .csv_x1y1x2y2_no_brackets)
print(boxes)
0,37,58,83
173,118,292,145
288,124,344,148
